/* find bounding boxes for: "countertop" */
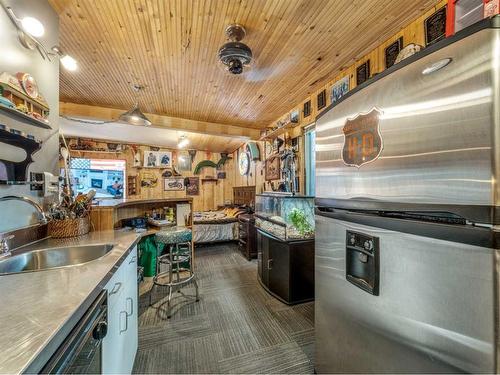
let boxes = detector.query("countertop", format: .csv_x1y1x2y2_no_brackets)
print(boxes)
0,230,143,374
93,197,193,208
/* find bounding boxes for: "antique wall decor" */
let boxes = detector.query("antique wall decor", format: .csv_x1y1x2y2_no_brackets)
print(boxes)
330,76,350,104
265,156,280,181
238,151,250,176
385,37,404,68
303,100,311,117
317,90,327,110
425,6,447,46
177,151,191,171
144,151,159,167
356,60,371,86
395,43,423,64
185,177,200,195
342,108,383,168
290,109,300,123
164,178,184,191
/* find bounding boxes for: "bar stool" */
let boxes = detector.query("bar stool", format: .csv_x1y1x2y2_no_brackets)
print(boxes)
150,227,199,318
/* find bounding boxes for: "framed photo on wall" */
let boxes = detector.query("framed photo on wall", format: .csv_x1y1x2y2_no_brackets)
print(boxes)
144,151,159,167
265,156,280,181
158,151,172,167
185,177,200,196
164,178,184,191
330,76,350,104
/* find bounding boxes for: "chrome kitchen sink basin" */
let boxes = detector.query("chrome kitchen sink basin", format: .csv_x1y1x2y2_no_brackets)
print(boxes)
0,244,114,275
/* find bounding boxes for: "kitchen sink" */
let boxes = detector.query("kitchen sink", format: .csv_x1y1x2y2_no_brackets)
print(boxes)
0,244,114,275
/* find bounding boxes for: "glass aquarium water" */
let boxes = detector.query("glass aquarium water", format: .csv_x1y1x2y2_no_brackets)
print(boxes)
255,193,315,241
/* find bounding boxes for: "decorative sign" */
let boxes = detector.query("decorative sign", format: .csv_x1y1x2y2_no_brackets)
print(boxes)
303,100,311,117
317,90,326,110
265,156,280,180
484,0,500,18
238,151,250,175
356,60,371,86
164,178,184,191
342,108,383,168
425,6,447,46
185,177,200,195
385,37,403,69
330,76,350,104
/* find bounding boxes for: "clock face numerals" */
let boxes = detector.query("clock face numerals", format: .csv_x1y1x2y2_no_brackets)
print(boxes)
239,152,250,175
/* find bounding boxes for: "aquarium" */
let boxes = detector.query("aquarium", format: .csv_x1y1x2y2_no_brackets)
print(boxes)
255,193,315,241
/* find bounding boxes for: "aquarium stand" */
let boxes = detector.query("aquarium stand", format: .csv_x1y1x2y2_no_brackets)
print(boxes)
256,228,314,304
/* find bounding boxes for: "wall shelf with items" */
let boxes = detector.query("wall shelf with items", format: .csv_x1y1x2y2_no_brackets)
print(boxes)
0,105,51,129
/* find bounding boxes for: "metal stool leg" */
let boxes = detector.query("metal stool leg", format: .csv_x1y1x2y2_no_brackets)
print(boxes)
166,284,173,318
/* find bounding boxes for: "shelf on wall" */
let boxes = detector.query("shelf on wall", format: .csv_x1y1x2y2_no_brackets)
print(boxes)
201,178,218,183
69,149,122,154
260,121,298,141
0,105,52,129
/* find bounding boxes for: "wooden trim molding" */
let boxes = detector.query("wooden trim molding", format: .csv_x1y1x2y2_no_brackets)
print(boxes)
59,102,261,140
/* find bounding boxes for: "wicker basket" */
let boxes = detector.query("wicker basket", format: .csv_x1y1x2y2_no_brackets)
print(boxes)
48,216,90,238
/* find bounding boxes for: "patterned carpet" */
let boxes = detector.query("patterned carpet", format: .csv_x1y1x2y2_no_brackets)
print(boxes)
133,242,314,374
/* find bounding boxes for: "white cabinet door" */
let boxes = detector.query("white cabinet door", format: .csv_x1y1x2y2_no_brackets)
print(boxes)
102,246,138,374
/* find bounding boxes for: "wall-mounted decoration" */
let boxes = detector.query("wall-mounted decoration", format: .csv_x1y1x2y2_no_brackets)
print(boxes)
140,172,158,188
188,149,197,163
330,76,350,104
356,60,371,86
158,151,172,167
425,6,447,46
264,142,273,158
246,142,260,161
193,154,231,174
0,72,51,129
317,90,326,110
395,43,423,64
238,151,250,176
164,178,184,191
185,177,200,195
131,146,142,167
217,171,226,179
385,37,403,69
303,100,311,117
273,137,284,153
144,151,159,167
178,151,191,171
290,109,300,123
291,136,299,152
265,156,280,181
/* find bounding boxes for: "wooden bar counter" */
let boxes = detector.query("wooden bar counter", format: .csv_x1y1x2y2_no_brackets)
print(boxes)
90,197,193,231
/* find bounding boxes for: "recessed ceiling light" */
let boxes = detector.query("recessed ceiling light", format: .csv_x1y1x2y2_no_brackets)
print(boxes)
422,58,452,75
21,16,45,37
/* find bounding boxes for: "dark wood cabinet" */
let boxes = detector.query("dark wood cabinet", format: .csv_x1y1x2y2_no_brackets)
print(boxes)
233,186,256,207
257,229,314,305
238,214,257,260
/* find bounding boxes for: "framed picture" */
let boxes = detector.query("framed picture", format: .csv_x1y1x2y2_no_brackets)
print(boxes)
177,151,191,171
356,60,370,86
158,151,172,167
265,156,280,181
144,151,159,167
185,177,200,196
425,6,447,46
330,76,350,104
164,178,184,191
385,37,403,69
303,100,311,117
217,171,226,179
290,109,300,123
317,90,326,110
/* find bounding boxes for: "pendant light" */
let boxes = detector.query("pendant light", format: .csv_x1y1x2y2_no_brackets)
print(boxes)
119,84,151,126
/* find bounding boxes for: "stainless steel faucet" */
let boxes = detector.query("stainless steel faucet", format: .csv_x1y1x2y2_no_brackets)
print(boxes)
0,195,48,224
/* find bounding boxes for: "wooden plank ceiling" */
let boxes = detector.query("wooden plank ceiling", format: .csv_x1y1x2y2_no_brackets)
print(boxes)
49,0,438,129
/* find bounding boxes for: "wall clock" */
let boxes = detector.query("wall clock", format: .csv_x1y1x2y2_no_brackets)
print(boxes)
239,151,250,175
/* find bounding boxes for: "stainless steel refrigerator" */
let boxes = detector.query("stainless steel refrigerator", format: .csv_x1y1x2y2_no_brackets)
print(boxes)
315,18,500,373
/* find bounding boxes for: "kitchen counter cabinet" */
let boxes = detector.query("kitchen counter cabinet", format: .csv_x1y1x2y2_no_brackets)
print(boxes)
103,246,138,374
257,229,314,304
